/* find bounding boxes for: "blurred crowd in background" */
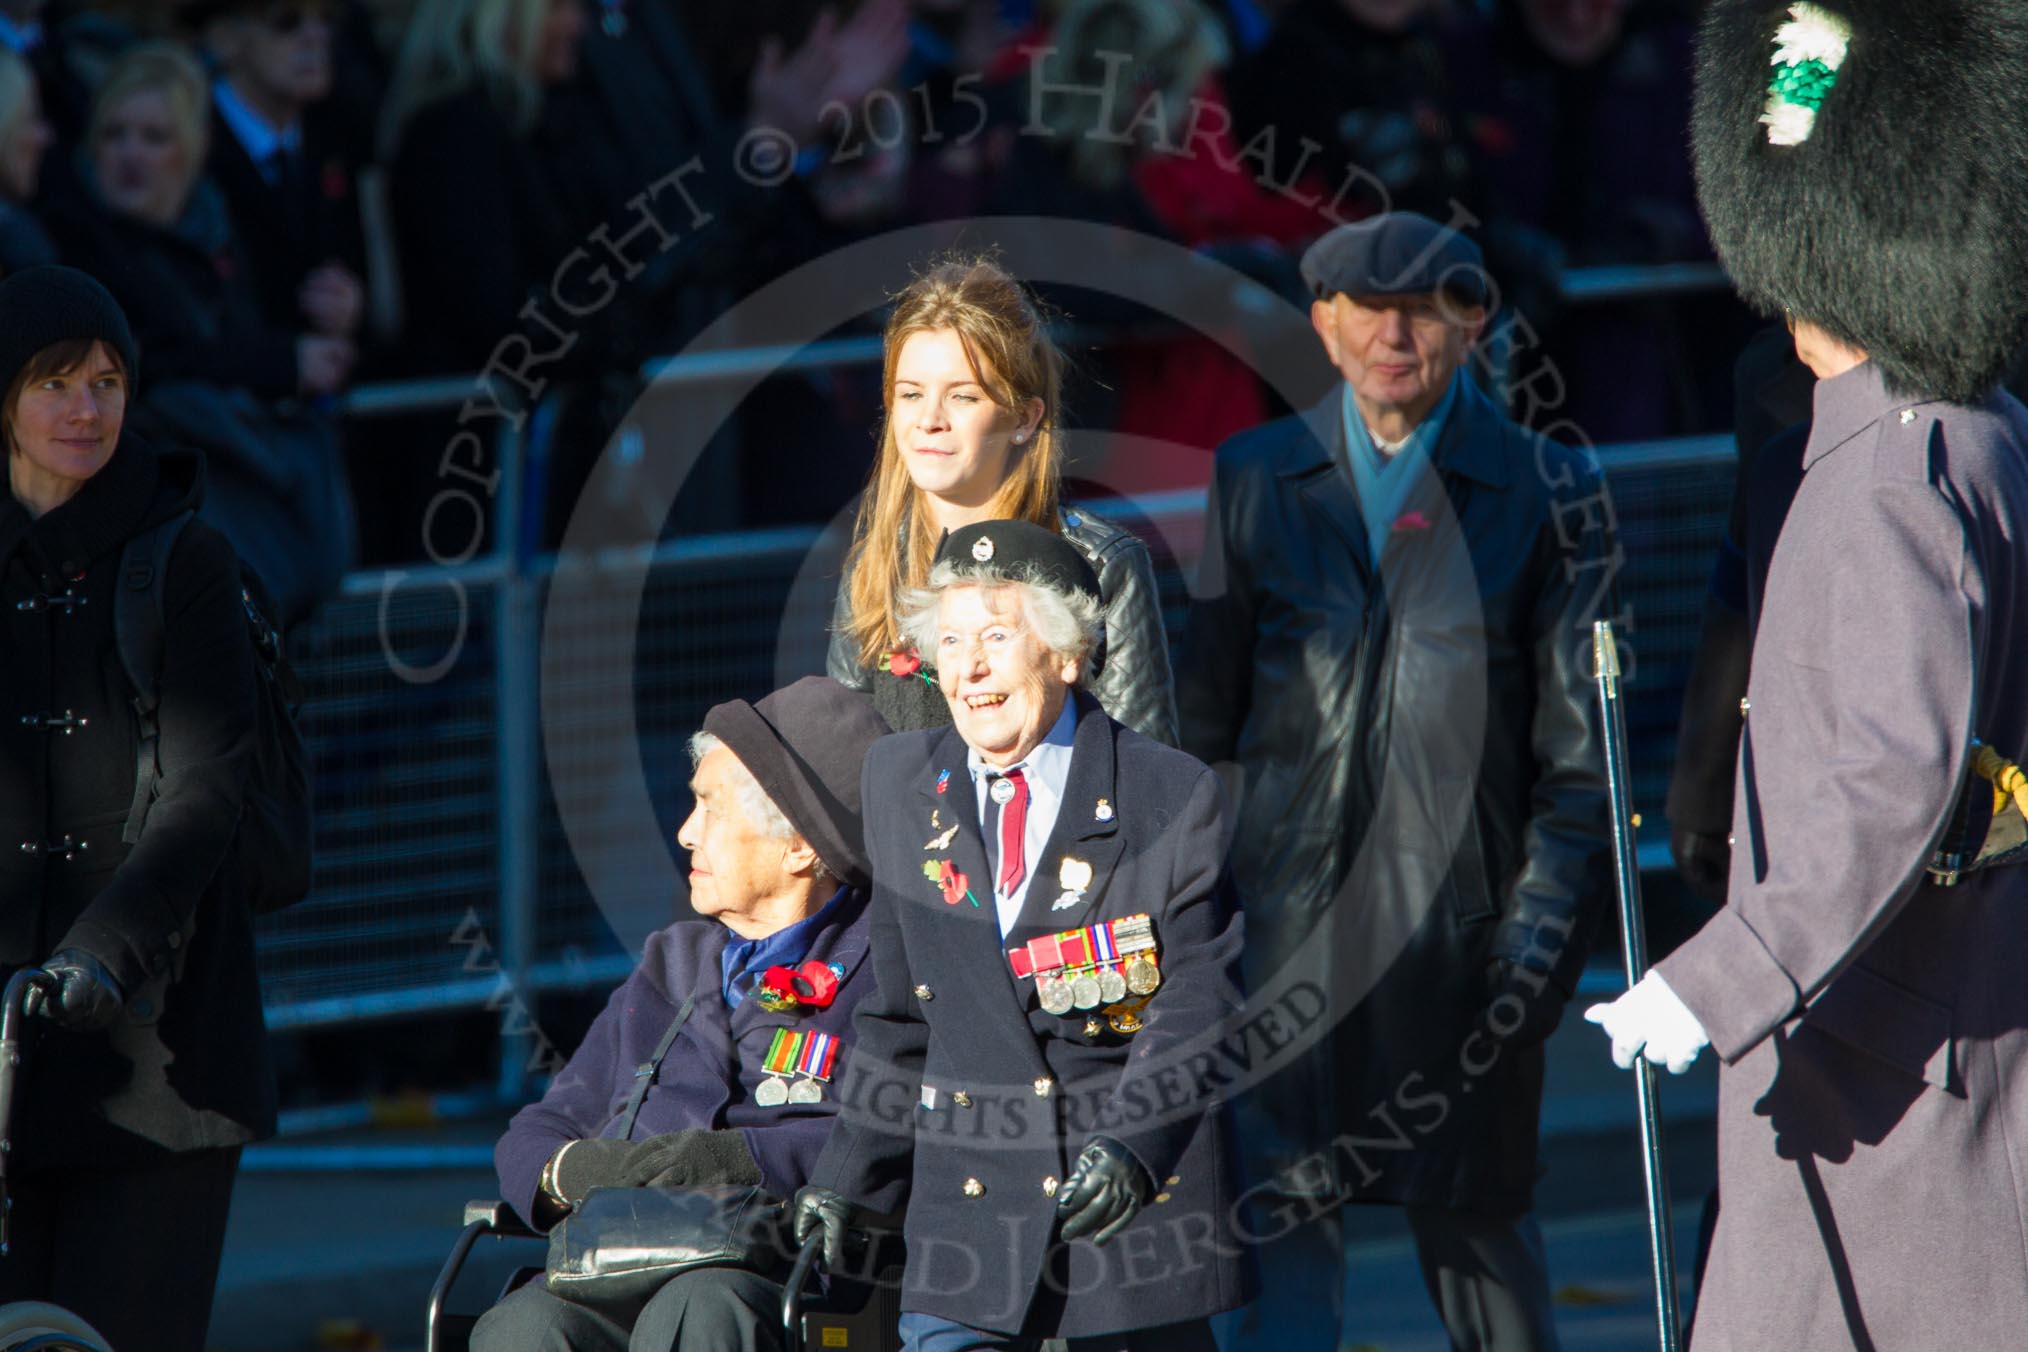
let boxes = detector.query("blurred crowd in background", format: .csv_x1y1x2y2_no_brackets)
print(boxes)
0,0,1741,618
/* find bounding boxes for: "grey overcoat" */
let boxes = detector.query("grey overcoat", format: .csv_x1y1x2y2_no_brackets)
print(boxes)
1657,361,2028,1349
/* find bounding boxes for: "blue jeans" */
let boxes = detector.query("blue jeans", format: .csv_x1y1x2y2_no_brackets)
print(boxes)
898,1313,1218,1352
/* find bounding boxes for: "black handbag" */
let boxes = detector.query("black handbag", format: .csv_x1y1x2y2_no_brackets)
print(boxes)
544,1181,786,1310
541,995,785,1311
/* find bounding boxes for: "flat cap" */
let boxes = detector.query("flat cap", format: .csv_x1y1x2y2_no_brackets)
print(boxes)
1300,213,1488,307
935,520,1101,602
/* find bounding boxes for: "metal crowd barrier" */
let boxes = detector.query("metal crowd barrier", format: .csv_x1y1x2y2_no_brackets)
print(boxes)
265,262,1740,1106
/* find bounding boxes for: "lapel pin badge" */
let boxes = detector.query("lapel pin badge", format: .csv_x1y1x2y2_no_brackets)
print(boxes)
936,769,950,795
1094,799,1114,823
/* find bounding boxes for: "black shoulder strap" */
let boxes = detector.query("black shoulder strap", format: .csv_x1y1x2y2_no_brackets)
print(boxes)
117,511,194,845
615,995,698,1142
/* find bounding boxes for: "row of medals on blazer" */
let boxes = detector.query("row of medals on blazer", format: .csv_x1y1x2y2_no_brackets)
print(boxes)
918,799,1162,1038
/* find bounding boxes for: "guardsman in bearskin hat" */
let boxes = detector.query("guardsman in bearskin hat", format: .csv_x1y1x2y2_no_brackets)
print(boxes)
1585,2,2028,1347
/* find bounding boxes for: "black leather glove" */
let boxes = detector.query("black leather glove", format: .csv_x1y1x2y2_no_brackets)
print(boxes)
1055,1136,1153,1245
1670,827,1731,907
791,1185,854,1270
39,949,125,1031
1482,958,1568,1049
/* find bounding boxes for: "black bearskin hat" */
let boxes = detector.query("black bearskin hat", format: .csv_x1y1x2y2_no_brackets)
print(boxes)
1693,0,2028,403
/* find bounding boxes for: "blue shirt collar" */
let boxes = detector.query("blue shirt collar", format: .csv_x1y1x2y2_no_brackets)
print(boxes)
213,79,302,181
720,884,849,1009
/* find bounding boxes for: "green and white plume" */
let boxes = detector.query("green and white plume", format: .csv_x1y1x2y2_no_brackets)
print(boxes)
1760,3,1853,145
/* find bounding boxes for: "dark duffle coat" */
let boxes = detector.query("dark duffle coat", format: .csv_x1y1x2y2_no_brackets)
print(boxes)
808,697,1253,1339
0,436,274,1170
495,889,874,1227
1656,362,2028,1350
1176,379,1614,1211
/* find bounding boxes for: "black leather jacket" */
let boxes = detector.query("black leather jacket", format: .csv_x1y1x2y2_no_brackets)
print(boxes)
827,506,1179,745
1178,382,1612,1210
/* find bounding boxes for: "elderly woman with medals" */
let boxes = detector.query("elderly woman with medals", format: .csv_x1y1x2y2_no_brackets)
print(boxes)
473,678,889,1352
794,521,1251,1352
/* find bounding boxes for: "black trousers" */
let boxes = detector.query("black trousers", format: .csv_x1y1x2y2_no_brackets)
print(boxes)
0,1146,242,1352
472,1266,788,1352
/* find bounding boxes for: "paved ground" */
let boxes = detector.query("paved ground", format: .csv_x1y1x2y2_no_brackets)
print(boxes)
203,985,1720,1352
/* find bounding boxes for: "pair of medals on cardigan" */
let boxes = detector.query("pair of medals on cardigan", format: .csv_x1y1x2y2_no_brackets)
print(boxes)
751,959,847,1106
754,1027,840,1107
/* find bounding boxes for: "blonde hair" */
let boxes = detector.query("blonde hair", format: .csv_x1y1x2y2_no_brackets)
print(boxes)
841,255,1067,669
89,42,210,173
381,0,554,157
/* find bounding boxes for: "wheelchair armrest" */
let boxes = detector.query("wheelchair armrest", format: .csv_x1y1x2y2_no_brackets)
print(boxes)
427,1203,543,1352
461,1200,540,1238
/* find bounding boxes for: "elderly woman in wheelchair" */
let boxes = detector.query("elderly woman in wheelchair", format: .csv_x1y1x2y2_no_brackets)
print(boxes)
465,679,890,1352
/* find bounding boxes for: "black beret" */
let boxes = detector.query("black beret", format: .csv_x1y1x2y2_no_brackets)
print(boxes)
1694,0,2028,403
700,678,892,892
0,266,138,400
1300,213,1489,307
935,520,1101,602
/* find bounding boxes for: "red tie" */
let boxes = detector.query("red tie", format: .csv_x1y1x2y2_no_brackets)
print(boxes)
995,768,1029,896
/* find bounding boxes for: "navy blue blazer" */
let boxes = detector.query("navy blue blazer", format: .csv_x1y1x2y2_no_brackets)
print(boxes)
494,889,873,1227
809,697,1253,1337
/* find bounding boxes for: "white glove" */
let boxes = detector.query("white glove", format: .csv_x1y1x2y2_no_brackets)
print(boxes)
1583,971,1709,1074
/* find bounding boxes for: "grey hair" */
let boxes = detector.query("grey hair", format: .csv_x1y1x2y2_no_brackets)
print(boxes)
896,560,1104,680
686,732,832,884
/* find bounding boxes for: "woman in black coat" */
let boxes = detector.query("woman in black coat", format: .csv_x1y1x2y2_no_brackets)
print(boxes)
0,266,274,1352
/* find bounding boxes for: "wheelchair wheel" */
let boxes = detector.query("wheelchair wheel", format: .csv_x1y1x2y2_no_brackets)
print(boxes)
0,1301,114,1351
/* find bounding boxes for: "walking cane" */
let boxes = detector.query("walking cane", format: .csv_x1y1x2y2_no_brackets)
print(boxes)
1593,619,1684,1352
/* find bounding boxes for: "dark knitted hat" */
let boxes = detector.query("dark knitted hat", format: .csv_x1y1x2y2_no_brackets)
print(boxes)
0,266,139,400
1693,0,2028,403
701,677,891,891
935,520,1101,602
1300,212,1489,307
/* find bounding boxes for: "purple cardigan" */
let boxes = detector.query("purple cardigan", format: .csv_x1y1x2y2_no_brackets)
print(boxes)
494,888,873,1227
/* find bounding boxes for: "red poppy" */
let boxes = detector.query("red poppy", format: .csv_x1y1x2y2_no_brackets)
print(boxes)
758,960,841,1009
938,859,969,907
886,649,922,677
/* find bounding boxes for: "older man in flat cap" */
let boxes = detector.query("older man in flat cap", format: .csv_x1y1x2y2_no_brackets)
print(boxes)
472,678,890,1352
1179,211,1615,1351
1586,3,2028,1348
